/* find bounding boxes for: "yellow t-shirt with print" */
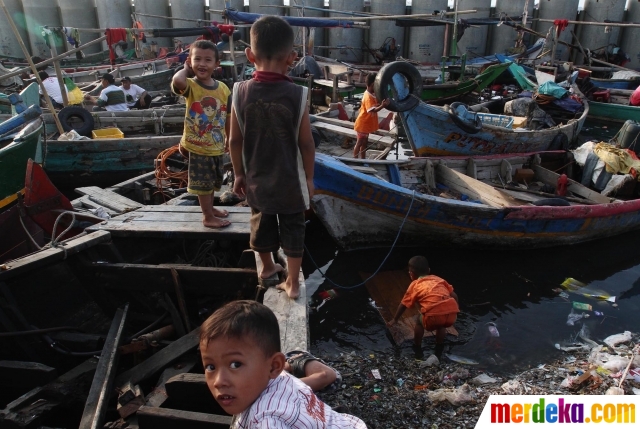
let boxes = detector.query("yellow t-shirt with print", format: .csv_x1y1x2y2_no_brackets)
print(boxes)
172,78,231,156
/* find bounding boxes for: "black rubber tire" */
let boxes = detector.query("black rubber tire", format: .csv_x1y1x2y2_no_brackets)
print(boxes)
58,106,94,137
532,198,571,207
448,102,483,134
374,62,422,112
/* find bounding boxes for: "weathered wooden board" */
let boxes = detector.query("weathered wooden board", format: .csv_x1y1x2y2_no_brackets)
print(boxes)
311,115,395,137
313,122,395,148
361,270,457,345
75,186,144,214
86,206,251,240
532,164,612,204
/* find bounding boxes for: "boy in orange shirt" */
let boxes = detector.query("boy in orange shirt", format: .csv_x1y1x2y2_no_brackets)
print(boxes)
388,256,459,356
353,73,389,159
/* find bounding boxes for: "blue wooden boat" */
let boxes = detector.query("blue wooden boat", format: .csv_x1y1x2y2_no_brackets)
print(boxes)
374,62,589,156
591,77,640,91
312,152,640,249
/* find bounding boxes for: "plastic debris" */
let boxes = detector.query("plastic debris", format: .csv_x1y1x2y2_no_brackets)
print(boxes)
605,386,625,395
486,322,499,337
419,354,440,367
371,369,382,380
633,388,640,395
566,309,584,326
445,354,479,365
470,373,498,385
573,302,592,311
604,331,632,348
427,384,474,406
397,378,404,387
561,278,616,302
501,380,522,394
559,292,570,299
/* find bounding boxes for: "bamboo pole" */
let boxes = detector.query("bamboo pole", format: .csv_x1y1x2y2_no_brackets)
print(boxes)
535,18,640,28
1,36,107,81
210,8,477,21
47,32,69,107
0,0,65,134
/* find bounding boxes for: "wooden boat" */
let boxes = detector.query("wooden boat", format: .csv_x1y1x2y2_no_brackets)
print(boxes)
587,88,640,123
82,67,176,94
375,62,589,156
312,152,640,250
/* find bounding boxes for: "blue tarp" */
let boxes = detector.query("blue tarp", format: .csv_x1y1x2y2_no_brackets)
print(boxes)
225,9,357,28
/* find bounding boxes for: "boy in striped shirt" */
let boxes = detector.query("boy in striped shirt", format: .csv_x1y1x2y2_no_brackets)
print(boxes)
200,301,367,428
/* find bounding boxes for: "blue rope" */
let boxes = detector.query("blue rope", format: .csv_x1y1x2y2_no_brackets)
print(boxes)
304,191,416,290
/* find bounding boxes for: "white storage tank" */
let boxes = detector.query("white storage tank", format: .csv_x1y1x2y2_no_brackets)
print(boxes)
170,0,205,45
487,0,534,56
369,0,405,64
0,0,29,58
96,0,133,51
579,0,626,61
409,0,447,63
22,0,64,58
329,0,364,63
455,0,491,58
134,0,172,49
620,0,640,70
536,0,579,62
58,0,101,55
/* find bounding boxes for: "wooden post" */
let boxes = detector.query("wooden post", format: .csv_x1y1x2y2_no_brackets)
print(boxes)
224,1,239,83
550,25,558,65
0,0,65,134
47,31,69,107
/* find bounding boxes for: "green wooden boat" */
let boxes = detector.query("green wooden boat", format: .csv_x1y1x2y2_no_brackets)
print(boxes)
586,88,640,123
0,119,44,210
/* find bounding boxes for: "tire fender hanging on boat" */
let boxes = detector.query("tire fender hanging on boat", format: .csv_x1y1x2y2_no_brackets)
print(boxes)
58,106,95,137
448,102,483,134
374,62,422,113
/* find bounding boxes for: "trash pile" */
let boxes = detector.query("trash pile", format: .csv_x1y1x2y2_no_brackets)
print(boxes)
316,331,639,428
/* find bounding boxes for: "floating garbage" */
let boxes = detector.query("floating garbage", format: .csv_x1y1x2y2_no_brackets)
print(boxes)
486,322,499,337
566,309,585,326
419,354,440,367
318,288,339,300
573,302,592,311
561,278,616,302
445,354,479,365
604,331,632,348
470,373,498,385
371,369,382,380
427,384,474,406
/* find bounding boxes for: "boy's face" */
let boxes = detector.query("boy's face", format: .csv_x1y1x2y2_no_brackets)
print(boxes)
201,336,283,415
189,47,219,81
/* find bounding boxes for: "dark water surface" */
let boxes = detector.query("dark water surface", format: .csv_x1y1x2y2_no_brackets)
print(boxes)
305,120,640,375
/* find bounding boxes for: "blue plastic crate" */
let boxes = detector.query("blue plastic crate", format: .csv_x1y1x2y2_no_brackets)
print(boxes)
476,113,514,129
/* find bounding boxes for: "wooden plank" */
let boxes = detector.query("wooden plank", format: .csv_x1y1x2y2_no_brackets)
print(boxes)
313,122,395,147
313,78,354,90
336,156,409,165
132,206,250,213
351,165,378,174
114,327,201,390
71,196,120,216
532,164,612,204
435,164,527,208
361,271,457,345
0,361,57,391
109,211,250,224
75,187,144,214
311,115,395,137
87,221,250,240
137,406,231,429
144,356,198,408
93,264,258,297
263,266,308,352
0,231,112,281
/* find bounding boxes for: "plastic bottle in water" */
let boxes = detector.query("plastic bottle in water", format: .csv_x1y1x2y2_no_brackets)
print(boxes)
487,322,500,337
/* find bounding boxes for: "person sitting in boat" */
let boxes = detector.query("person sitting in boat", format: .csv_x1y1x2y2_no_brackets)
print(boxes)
353,73,389,159
83,73,128,112
388,256,459,358
120,76,151,110
38,71,68,110
630,85,640,107
199,300,367,428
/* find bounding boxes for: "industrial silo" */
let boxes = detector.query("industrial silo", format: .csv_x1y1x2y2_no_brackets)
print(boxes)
620,0,640,69
579,0,626,59
409,0,447,63
328,0,364,63
249,0,282,16
487,0,534,56
0,0,29,58
368,0,405,64
134,0,172,49
536,0,579,62
58,0,101,55
170,0,205,45
96,0,133,51
453,0,491,58
22,0,64,58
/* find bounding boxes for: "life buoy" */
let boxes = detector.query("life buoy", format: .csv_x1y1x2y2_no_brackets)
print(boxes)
374,61,422,112
58,106,94,137
448,102,482,134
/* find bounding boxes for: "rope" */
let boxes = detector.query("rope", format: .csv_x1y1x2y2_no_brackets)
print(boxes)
50,211,77,259
303,190,417,290
533,92,555,105
18,215,42,250
155,145,188,202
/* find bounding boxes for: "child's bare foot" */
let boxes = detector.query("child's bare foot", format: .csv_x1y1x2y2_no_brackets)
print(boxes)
212,207,229,218
276,277,300,299
202,217,231,228
260,263,284,280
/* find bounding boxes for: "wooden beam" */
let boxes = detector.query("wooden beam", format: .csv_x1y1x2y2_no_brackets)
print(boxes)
0,361,57,391
163,373,227,415
312,122,395,148
531,164,611,204
137,406,231,429
74,187,144,214
144,357,198,408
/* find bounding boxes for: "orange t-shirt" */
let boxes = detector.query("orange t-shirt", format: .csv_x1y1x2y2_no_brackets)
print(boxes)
401,275,459,316
353,90,379,134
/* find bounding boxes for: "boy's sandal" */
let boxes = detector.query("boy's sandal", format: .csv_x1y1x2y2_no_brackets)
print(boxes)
285,350,318,378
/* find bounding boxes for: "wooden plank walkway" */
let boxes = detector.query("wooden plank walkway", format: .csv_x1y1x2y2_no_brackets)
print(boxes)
75,186,144,214
361,270,458,345
86,206,251,240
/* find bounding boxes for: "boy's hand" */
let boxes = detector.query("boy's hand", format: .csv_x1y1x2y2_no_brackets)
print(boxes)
184,58,194,77
233,175,246,198
381,98,391,108
224,139,229,153
387,319,397,327
306,178,314,199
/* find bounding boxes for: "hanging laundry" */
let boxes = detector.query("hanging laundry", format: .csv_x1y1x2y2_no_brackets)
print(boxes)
105,28,128,65
133,21,146,43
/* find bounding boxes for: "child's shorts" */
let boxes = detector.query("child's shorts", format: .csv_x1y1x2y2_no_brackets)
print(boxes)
420,312,457,332
187,151,223,195
249,208,305,258
356,132,369,139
